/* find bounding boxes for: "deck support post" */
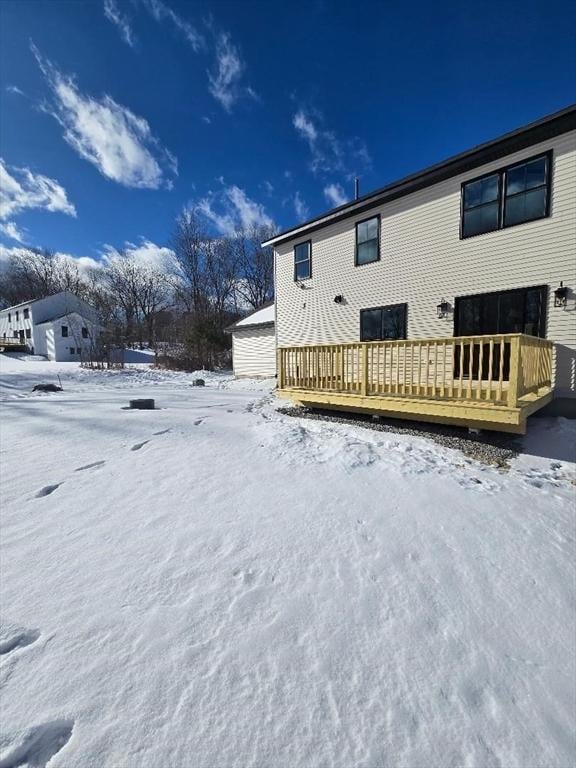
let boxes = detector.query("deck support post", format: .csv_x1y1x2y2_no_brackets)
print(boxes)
507,336,521,408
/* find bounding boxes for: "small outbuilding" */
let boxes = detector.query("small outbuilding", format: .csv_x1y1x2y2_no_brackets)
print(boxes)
227,302,276,378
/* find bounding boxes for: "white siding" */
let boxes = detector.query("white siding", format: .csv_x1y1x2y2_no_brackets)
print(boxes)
232,326,276,377
275,130,576,397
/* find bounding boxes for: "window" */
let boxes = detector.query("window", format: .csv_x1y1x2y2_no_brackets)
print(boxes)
8,313,11,322
13,331,18,338
294,241,311,280
461,152,551,238
504,156,550,228
23,308,29,319
15,311,19,321
82,327,89,338
461,173,500,237
61,325,68,337
355,216,380,265
25,329,31,339
454,285,547,338
360,303,407,341
70,347,75,355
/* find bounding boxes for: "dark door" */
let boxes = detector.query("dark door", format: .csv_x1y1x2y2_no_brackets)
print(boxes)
454,285,547,379
19,330,25,342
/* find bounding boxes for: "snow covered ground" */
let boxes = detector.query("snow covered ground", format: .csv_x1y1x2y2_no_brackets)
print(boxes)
1,353,575,768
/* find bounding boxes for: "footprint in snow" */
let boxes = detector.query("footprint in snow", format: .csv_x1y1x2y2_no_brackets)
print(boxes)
35,484,61,498
233,568,256,585
194,419,204,426
0,627,40,657
74,461,105,472
153,429,171,436
131,440,150,451
0,719,74,768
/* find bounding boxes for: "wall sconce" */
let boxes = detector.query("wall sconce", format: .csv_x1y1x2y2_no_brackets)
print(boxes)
437,299,449,319
334,295,344,304
554,282,568,308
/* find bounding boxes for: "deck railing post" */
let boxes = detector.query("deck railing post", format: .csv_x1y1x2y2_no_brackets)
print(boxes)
277,349,284,389
361,344,369,396
507,336,521,407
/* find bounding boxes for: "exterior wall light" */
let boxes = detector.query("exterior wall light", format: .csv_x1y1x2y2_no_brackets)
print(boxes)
334,295,344,304
437,299,449,319
554,282,568,308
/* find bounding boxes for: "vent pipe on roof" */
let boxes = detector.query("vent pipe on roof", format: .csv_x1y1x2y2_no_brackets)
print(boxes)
354,177,359,200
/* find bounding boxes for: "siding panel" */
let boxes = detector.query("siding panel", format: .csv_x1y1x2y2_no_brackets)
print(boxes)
232,326,276,377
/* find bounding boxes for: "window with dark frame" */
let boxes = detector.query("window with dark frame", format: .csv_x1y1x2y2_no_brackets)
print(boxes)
15,311,19,321
25,329,31,339
13,331,18,338
294,241,311,280
23,308,29,319
455,285,547,338
61,325,68,337
461,152,551,238
360,303,407,341
8,313,11,322
355,216,380,265
82,327,89,338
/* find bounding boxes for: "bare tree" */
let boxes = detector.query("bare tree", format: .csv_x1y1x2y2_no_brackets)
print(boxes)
104,252,171,346
233,224,275,309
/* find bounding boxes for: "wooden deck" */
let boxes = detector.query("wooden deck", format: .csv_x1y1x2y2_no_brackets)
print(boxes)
0,338,28,352
277,334,554,434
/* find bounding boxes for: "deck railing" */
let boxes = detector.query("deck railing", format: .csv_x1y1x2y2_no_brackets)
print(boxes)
278,334,553,408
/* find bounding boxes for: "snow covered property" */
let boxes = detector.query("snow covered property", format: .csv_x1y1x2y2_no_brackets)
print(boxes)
0,291,100,361
266,107,576,434
1,353,575,767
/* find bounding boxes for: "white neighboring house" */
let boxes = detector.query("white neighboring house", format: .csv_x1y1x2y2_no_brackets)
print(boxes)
227,302,276,378
0,292,101,361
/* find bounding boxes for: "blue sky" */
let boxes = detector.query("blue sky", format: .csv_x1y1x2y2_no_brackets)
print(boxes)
1,0,575,264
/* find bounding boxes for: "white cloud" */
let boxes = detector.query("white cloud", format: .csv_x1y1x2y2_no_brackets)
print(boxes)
32,43,177,190
141,0,204,52
293,191,309,221
202,116,211,124
0,220,27,242
262,180,274,195
104,0,136,47
323,182,348,207
6,85,25,96
293,111,318,144
196,185,274,235
101,239,176,271
292,108,371,178
0,158,76,222
208,33,255,111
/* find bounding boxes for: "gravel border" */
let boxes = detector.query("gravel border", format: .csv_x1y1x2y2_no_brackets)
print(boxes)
277,406,520,468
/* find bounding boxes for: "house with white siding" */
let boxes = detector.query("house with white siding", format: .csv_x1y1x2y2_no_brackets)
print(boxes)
227,302,276,378
0,292,100,361
263,105,576,433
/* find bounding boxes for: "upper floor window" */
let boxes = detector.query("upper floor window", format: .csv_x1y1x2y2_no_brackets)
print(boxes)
15,310,19,321
23,308,29,319
360,303,407,341
25,329,31,339
81,327,89,338
7,313,11,322
294,241,311,280
61,325,68,337
355,215,380,265
504,156,550,228
461,152,552,239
